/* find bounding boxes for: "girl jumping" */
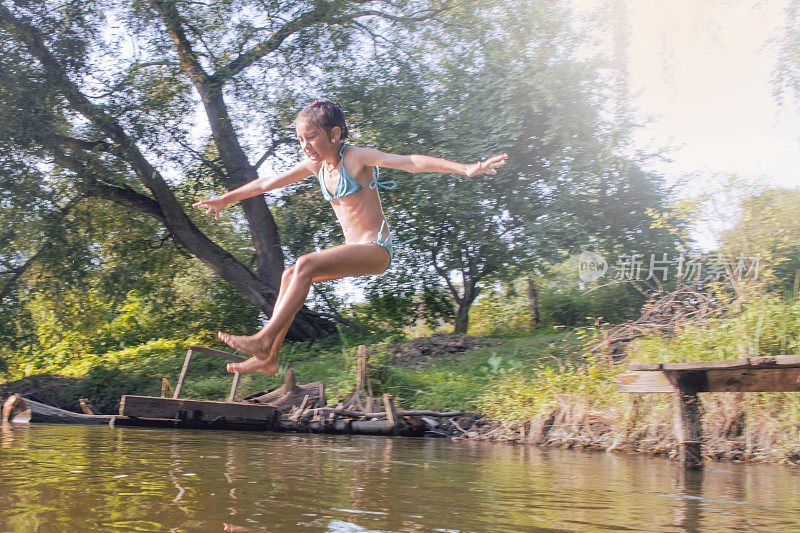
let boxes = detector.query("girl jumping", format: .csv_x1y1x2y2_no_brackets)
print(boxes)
193,100,507,374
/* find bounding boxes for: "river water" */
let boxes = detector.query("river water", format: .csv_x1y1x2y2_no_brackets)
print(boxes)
1,423,799,532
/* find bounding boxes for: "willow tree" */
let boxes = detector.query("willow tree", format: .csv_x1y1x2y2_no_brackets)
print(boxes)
0,0,458,341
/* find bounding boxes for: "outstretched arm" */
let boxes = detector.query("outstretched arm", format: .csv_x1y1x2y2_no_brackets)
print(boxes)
360,148,508,177
192,159,314,219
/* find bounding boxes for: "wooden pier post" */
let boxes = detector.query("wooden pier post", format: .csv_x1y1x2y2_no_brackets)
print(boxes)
383,393,399,435
228,372,241,402
673,371,704,469
173,348,193,399
355,345,367,395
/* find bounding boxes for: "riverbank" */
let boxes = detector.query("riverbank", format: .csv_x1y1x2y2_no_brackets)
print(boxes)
3,329,800,465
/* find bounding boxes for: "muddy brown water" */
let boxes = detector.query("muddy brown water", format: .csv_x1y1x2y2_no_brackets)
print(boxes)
1,423,799,532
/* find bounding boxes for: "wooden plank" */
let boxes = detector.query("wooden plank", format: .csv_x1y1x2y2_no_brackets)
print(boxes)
186,345,246,362
119,395,276,427
704,368,800,392
173,349,192,399
275,418,421,436
748,355,800,367
365,396,377,413
355,345,367,395
629,355,800,372
628,363,662,371
619,368,800,393
311,407,462,419
661,359,750,371
615,371,676,393
78,398,97,415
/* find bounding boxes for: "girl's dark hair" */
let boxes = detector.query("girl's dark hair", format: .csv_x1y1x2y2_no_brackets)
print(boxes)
296,99,349,140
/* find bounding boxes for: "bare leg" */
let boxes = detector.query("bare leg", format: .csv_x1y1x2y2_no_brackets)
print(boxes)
221,244,389,374
261,272,343,364
222,265,296,375
225,270,330,375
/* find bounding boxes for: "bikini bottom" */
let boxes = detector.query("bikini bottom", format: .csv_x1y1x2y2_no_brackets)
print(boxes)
345,221,395,266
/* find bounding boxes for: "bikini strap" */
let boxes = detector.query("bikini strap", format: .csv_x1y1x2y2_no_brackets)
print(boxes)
375,220,417,248
368,166,397,191
374,220,392,247
395,236,418,247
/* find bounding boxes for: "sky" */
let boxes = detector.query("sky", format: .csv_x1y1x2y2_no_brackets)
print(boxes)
579,0,800,248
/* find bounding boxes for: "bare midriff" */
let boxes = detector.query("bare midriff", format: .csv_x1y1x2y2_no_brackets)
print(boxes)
318,165,390,244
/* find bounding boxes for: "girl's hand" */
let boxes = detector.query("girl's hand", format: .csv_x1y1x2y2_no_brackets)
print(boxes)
465,153,508,177
192,196,230,220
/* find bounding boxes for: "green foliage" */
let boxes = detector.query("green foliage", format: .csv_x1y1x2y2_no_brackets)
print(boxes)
476,357,624,423
346,281,455,332
468,280,532,336
68,365,159,414
467,272,646,332
317,0,679,333
479,354,523,379
719,188,800,296
628,293,800,363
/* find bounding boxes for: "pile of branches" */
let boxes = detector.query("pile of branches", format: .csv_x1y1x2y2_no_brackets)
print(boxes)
588,286,726,358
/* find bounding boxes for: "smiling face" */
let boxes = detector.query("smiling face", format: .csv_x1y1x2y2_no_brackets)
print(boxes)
295,118,341,164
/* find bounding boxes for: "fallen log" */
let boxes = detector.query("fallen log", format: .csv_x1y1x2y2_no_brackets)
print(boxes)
275,418,425,436
3,395,113,425
308,407,463,419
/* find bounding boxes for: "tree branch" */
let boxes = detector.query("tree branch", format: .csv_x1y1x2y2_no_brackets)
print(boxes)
213,4,328,82
48,134,124,157
254,136,294,170
215,1,457,81
48,145,167,223
341,5,453,24
148,0,213,86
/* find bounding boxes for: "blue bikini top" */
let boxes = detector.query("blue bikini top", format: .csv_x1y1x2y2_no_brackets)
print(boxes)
315,143,396,201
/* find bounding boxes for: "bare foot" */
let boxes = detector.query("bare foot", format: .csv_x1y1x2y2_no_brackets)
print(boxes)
226,356,279,376
218,332,271,359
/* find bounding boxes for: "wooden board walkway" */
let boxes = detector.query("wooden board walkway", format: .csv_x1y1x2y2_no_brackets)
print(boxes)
615,354,800,468
119,395,277,430
617,355,800,393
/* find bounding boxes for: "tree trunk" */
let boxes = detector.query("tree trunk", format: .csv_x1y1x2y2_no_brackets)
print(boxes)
527,276,540,327
453,277,480,334
197,86,285,285
453,302,470,334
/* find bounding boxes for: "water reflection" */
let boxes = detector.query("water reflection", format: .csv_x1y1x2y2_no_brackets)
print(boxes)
1,423,799,532
673,468,703,532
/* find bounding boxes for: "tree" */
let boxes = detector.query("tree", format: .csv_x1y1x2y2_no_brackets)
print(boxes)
0,0,457,341
719,188,800,297
325,0,678,332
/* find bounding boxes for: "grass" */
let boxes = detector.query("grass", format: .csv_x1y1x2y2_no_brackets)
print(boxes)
67,328,584,412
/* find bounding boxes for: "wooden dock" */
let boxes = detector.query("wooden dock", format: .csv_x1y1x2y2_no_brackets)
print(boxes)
118,395,277,430
616,354,800,468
